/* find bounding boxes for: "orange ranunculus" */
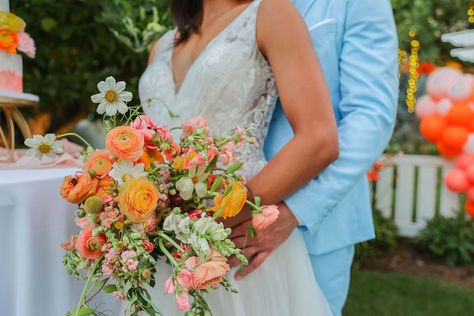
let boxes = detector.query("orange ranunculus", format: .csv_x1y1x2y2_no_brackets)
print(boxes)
105,126,144,161
211,182,247,219
139,147,164,168
0,29,19,54
96,176,115,200
75,227,107,260
118,177,158,223
85,151,114,177
191,248,230,289
60,172,99,204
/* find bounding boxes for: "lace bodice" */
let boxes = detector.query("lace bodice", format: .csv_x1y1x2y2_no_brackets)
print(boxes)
138,0,277,178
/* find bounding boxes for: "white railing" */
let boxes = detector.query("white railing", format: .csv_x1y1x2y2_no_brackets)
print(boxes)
375,155,460,237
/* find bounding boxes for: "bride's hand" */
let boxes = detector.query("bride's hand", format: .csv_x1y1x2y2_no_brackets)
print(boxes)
227,202,298,280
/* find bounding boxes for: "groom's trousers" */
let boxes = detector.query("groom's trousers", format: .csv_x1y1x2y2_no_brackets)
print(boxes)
310,245,355,316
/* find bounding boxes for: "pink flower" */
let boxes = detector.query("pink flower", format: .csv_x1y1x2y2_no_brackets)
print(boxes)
191,249,229,289
121,250,136,262
181,116,208,137
112,291,126,301
219,142,235,165
251,205,280,231
183,148,205,169
61,235,78,251
164,276,176,294
75,228,107,260
156,126,172,142
131,115,157,142
176,292,192,311
177,269,194,291
145,214,158,233
126,259,139,271
75,216,90,229
207,145,219,163
185,256,201,270
17,32,36,58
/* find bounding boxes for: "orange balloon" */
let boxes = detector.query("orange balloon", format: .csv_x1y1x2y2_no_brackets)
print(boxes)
437,142,462,158
441,126,469,150
420,115,447,142
466,201,474,218
446,103,474,127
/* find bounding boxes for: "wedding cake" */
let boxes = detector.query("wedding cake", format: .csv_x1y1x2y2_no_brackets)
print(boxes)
0,0,36,94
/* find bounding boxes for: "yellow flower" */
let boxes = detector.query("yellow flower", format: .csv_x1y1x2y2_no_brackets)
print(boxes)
0,12,26,32
211,182,247,219
118,177,158,223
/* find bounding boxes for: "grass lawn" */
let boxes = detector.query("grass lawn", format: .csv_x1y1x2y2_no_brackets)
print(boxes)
344,270,474,316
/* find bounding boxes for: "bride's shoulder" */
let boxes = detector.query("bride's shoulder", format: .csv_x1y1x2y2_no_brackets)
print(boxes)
147,29,176,65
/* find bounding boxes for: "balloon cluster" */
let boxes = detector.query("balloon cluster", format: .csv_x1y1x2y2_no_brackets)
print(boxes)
416,67,474,158
445,153,474,217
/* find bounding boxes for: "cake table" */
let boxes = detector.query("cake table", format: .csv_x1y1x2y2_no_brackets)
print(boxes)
0,92,39,162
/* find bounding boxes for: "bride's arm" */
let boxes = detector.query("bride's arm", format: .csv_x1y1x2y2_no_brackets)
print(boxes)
247,0,338,205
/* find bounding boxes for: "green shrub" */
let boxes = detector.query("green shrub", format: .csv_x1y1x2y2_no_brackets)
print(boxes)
415,212,474,266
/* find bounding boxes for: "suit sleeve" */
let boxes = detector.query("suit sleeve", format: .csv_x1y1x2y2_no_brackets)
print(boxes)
285,0,399,235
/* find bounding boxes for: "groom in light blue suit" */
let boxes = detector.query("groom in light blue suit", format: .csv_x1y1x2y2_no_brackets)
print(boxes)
262,0,398,315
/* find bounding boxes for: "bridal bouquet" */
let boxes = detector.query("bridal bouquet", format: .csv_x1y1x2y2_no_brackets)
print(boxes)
25,77,279,316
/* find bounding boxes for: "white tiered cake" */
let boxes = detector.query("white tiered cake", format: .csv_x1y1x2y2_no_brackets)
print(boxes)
0,0,23,93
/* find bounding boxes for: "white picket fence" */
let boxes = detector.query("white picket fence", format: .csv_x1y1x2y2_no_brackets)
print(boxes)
374,154,461,237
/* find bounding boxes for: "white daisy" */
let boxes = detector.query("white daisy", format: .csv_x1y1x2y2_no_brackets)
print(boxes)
108,159,147,185
24,134,64,159
175,165,209,200
91,76,133,116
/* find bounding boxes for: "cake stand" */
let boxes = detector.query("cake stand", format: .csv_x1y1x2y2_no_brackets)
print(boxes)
0,92,39,162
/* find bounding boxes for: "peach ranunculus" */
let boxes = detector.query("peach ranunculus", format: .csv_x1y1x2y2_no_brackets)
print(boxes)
60,172,99,204
75,227,107,260
96,176,115,201
211,182,247,219
118,177,158,223
251,205,280,231
105,126,144,161
61,235,78,251
85,151,114,177
181,116,208,137
0,29,19,54
191,248,230,289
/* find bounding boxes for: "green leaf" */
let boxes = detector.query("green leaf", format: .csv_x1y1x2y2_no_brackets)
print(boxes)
247,223,257,238
76,307,95,316
226,162,243,174
103,284,118,293
210,177,223,193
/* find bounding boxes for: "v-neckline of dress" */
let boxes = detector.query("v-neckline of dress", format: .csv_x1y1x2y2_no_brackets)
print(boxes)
169,1,257,96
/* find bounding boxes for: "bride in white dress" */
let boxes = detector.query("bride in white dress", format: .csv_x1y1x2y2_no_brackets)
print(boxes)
136,0,337,315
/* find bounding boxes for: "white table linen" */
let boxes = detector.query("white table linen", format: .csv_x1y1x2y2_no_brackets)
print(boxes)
0,168,121,316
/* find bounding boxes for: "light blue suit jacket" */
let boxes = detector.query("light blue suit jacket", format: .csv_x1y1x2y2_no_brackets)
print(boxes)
264,0,399,255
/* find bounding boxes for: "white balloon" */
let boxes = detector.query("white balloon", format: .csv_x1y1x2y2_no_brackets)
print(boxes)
436,98,453,116
415,95,437,118
426,67,463,101
449,74,474,102
464,134,474,153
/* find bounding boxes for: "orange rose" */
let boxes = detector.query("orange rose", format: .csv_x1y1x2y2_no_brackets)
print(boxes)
105,126,144,161
191,248,230,289
211,182,247,219
85,151,114,177
60,172,99,204
75,227,107,260
118,177,158,223
0,29,19,54
139,147,164,168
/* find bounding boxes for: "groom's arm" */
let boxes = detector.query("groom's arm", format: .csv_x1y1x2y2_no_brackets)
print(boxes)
286,0,399,235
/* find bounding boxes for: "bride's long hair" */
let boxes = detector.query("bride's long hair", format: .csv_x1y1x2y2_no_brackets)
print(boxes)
171,0,203,45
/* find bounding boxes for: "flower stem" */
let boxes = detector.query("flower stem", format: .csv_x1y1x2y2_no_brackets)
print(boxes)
73,259,101,316
158,238,178,267
157,232,185,252
57,132,94,150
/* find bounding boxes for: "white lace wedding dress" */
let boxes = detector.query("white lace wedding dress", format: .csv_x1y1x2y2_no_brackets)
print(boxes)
135,1,332,315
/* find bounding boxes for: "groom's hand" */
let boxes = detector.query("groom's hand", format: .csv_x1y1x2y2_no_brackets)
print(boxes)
227,202,298,280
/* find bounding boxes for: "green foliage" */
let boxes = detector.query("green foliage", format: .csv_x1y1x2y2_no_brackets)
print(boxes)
11,0,172,131
415,211,474,266
392,0,472,63
356,209,399,262
344,271,474,316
